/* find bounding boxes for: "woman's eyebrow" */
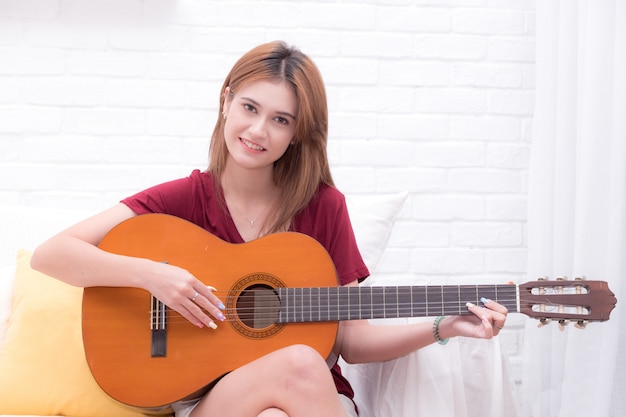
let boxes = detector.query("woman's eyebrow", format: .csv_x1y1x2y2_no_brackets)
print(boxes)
241,96,297,120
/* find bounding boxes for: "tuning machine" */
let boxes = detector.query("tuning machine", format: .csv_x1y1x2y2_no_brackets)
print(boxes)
537,318,550,328
575,320,587,329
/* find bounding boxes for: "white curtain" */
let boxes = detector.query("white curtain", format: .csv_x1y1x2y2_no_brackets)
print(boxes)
523,1,626,416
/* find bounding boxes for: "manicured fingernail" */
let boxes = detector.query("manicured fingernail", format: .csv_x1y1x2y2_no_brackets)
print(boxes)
218,302,226,310
466,302,476,308
217,312,226,321
480,297,491,305
197,321,203,328
208,322,218,330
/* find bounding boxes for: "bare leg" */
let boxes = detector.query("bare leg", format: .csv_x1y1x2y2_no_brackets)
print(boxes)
190,344,347,417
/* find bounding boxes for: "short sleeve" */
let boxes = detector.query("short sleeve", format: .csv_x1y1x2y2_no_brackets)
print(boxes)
293,186,369,286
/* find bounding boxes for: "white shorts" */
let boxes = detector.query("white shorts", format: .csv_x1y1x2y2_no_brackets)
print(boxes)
171,394,358,417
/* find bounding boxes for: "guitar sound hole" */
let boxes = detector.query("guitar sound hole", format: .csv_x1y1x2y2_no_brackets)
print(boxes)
236,284,281,329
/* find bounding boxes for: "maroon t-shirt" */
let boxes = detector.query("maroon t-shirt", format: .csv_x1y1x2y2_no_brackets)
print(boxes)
121,169,370,403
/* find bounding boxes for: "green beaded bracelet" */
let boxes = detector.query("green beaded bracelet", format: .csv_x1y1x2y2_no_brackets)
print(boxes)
433,316,449,345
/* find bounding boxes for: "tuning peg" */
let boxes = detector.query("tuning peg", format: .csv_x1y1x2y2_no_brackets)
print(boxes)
538,276,548,281
558,320,569,331
575,321,587,329
575,276,586,281
556,275,567,281
537,318,550,328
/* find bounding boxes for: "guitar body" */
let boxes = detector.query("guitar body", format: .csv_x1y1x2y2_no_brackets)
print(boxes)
82,214,340,408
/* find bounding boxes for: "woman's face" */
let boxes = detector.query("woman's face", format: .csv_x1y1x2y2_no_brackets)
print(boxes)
222,79,298,172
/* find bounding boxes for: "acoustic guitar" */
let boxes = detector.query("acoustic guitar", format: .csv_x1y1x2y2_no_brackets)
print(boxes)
82,213,617,408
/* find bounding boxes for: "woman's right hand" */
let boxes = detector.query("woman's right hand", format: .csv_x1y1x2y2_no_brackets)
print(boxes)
143,261,227,329
31,203,227,329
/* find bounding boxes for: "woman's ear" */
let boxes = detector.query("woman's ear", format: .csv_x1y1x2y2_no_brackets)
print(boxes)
222,86,232,119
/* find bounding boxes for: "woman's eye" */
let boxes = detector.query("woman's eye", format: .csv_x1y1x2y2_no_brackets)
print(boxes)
275,117,288,125
243,103,256,113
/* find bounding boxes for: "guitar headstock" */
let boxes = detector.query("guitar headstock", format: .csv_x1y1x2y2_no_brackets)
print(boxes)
518,277,617,328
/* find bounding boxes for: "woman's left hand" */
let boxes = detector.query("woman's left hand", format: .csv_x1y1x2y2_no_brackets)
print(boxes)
439,298,509,339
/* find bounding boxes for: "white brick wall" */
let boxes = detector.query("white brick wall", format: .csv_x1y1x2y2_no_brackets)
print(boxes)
0,0,535,388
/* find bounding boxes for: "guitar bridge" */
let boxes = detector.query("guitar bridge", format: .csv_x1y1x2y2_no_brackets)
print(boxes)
151,295,167,357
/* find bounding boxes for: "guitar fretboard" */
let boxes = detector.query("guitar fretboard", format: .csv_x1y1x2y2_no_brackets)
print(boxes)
276,284,519,323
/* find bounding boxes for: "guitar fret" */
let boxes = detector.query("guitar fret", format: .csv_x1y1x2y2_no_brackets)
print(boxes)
310,288,318,322
480,285,497,306
315,288,321,321
296,288,304,321
294,288,299,322
348,287,359,320
443,286,451,316
426,286,443,316
371,287,384,319
439,285,446,314
395,287,401,318
304,288,309,322
289,288,293,322
475,285,479,309
339,288,346,320
383,287,390,318
329,288,338,321
361,287,372,319
326,287,331,321
384,287,398,318
300,288,307,322
401,286,412,317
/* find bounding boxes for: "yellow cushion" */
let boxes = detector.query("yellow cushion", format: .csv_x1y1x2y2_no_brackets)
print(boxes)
0,249,167,417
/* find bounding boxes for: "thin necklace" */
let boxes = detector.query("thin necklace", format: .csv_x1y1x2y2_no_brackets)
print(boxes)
222,176,275,228
234,202,270,228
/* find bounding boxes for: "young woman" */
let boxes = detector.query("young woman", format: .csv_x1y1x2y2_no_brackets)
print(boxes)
31,41,508,417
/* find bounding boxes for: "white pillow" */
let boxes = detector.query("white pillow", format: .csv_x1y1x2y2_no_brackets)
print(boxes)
0,205,96,346
345,192,407,272
0,205,97,266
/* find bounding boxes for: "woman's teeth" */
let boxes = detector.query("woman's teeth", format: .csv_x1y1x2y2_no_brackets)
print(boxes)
241,138,264,151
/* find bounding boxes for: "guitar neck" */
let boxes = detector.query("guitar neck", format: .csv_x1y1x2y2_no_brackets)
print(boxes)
276,284,519,323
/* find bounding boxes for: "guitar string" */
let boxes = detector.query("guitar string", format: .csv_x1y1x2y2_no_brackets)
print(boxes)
105,307,586,324
87,285,592,324
186,285,583,297
135,300,587,325
86,295,589,324
144,288,580,309
177,287,540,299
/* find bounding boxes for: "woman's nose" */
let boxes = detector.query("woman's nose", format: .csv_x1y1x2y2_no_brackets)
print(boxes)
248,117,268,139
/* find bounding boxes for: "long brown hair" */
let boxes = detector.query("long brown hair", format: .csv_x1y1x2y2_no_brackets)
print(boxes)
207,41,334,233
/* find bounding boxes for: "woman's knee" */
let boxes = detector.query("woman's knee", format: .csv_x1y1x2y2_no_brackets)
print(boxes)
257,408,288,417
280,344,328,370
277,344,333,386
